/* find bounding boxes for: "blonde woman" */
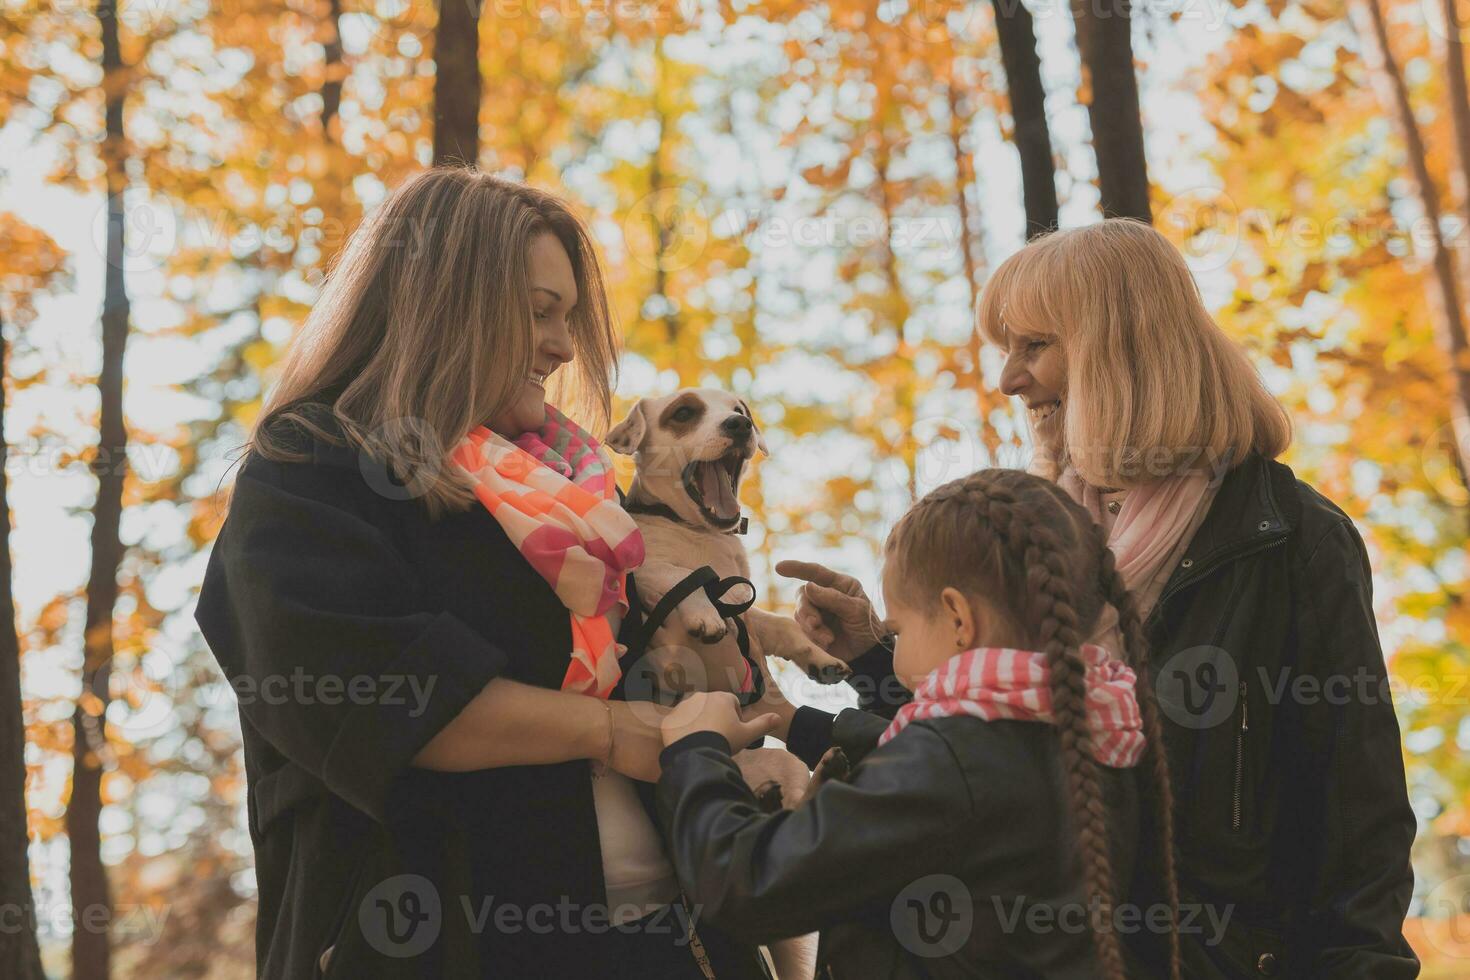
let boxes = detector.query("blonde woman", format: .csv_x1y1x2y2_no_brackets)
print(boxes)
772,220,1417,977
195,169,776,979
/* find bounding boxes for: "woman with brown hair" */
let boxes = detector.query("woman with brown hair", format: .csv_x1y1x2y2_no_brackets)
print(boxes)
194,168,774,978
774,219,1418,978
654,467,1181,980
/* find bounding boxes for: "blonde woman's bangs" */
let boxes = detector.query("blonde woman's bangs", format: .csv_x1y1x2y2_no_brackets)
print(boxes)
976,233,1071,349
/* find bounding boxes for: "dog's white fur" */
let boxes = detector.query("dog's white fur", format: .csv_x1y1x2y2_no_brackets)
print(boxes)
608,388,837,980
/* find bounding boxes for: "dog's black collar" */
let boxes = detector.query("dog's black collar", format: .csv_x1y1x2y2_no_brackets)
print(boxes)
623,498,748,536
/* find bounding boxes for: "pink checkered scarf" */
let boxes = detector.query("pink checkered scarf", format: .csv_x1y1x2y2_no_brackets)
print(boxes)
449,405,644,698
878,643,1145,768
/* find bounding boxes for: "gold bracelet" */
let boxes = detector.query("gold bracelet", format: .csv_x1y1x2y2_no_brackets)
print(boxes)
597,699,615,772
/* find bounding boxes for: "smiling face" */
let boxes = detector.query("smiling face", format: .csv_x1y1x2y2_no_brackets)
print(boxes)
606,388,768,530
488,231,579,438
997,320,1066,455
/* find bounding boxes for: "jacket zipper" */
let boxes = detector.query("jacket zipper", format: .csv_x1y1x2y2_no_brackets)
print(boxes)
1155,534,1288,613
1232,679,1249,833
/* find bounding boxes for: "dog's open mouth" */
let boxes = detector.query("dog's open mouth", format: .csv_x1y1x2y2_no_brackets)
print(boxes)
683,450,745,527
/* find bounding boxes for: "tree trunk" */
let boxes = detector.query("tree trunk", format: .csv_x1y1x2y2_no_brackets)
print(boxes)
990,0,1059,238
946,82,1007,460
1070,0,1151,221
69,2,131,978
1440,0,1470,303
321,0,344,139
648,40,684,359
0,327,44,980
1352,0,1470,481
432,0,482,166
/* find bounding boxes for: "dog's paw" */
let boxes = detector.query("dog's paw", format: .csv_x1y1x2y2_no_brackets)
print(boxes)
752,779,785,813
799,648,852,685
683,608,729,644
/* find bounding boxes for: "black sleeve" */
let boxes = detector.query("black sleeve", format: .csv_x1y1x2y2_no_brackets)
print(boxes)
194,454,509,826
786,706,892,769
655,723,972,943
1298,521,1418,978
845,639,912,719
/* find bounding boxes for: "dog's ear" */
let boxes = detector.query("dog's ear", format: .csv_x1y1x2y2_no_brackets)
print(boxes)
605,400,648,455
742,400,769,456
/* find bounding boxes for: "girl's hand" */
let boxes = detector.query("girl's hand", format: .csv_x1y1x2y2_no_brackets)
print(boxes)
776,560,887,662
660,691,782,750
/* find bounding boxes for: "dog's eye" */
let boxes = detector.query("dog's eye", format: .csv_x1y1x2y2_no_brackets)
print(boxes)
671,406,697,423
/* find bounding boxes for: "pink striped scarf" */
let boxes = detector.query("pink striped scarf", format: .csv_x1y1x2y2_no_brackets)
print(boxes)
449,405,644,698
878,644,1145,768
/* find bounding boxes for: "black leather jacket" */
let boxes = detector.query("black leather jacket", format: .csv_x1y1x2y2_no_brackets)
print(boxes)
786,451,1418,979
1129,450,1418,978
656,711,1143,979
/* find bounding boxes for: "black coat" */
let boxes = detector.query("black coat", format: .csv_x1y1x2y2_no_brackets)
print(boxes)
794,450,1419,979
1132,450,1418,978
657,713,1142,979
193,406,768,979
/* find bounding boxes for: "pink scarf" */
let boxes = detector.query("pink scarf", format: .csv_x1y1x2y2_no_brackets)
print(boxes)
1057,465,1215,649
878,644,1145,768
449,405,644,698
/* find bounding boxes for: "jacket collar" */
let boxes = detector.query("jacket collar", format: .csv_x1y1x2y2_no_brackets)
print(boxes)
1149,450,1299,618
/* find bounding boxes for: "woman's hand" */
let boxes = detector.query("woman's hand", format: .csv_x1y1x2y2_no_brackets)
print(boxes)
660,692,782,750
604,699,673,783
776,560,886,663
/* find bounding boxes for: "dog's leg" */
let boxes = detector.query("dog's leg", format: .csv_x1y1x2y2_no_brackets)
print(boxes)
768,934,818,980
745,608,851,683
635,560,729,643
734,747,820,980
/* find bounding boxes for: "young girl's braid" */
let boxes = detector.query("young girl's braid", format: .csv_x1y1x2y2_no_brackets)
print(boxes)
963,473,1129,980
1094,531,1183,980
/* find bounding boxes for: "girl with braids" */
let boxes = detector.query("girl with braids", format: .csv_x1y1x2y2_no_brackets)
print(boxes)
654,467,1181,980
775,220,1417,978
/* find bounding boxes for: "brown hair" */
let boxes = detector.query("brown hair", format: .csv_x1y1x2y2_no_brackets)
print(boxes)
246,167,619,518
884,468,1181,980
976,218,1291,486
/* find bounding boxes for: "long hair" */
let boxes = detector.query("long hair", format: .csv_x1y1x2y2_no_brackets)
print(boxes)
246,167,619,518
884,468,1182,980
976,218,1291,486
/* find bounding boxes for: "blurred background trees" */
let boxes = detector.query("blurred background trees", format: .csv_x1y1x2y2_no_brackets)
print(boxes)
3,0,1470,975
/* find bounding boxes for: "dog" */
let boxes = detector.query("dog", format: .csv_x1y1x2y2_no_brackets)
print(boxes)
606,387,847,980
605,387,850,696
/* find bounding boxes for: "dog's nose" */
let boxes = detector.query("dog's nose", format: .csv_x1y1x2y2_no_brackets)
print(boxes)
721,415,753,439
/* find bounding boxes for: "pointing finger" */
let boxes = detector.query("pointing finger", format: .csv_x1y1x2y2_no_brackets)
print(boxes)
776,560,845,590
805,582,858,612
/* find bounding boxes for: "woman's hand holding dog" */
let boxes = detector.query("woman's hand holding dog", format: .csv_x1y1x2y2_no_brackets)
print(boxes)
660,691,782,750
603,699,678,783
776,560,886,662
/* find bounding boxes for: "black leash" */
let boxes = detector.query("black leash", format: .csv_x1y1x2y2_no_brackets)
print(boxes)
621,564,766,707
